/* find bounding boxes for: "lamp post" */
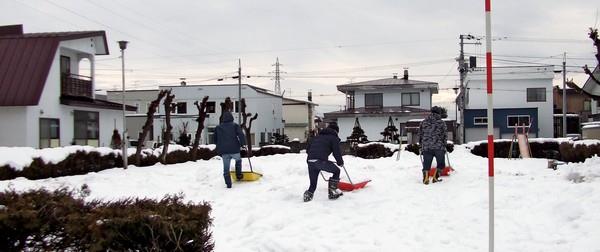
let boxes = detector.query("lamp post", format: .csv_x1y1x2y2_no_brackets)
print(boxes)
118,40,128,169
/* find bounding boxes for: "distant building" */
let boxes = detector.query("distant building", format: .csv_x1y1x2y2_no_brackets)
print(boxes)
324,70,448,142
463,66,554,142
107,84,285,147
0,24,135,148
282,94,316,142
552,84,594,137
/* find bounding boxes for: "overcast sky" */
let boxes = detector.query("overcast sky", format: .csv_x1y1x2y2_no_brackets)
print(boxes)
1,0,599,116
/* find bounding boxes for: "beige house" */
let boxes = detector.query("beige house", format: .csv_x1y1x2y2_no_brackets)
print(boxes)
283,96,317,142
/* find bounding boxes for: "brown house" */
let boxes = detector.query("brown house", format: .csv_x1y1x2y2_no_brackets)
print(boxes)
552,84,593,136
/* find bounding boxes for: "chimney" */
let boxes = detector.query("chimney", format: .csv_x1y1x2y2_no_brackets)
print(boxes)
0,24,24,36
403,69,409,80
392,73,398,79
308,90,312,101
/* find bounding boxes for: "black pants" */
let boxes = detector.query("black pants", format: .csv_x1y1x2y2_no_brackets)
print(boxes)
422,149,446,172
307,160,340,193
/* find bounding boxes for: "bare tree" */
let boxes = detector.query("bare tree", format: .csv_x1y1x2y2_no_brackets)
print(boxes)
191,96,209,160
161,90,175,164
583,28,600,86
240,98,258,156
135,90,168,166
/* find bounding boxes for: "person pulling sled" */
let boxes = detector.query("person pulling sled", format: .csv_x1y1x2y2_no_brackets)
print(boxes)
303,123,344,202
418,106,447,185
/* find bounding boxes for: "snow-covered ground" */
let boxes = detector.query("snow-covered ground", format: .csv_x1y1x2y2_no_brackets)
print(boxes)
1,145,599,251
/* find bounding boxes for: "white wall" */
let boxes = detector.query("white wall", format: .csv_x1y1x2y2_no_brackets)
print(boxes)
0,107,28,147
465,66,555,138
353,89,432,110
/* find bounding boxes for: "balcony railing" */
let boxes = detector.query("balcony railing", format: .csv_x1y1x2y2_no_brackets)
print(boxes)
61,73,92,98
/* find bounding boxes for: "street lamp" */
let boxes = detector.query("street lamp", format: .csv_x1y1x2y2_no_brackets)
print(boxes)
118,40,128,169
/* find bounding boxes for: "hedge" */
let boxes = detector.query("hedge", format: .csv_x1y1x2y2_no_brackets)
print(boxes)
470,141,600,162
0,187,213,251
404,143,455,156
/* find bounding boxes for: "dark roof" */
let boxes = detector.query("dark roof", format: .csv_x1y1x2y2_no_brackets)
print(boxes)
324,106,430,118
282,96,317,105
0,25,108,106
337,77,439,93
61,95,137,111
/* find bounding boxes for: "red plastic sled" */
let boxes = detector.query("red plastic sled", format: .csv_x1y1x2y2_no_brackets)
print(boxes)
428,166,454,177
338,179,372,192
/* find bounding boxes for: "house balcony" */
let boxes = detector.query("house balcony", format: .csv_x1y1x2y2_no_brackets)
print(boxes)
61,73,92,98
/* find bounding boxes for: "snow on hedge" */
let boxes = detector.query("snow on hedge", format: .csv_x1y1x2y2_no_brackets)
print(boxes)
0,144,217,171
464,138,600,149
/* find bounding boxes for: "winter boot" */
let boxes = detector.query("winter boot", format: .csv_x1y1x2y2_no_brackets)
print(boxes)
328,178,343,200
422,170,430,185
235,160,243,181
432,169,443,183
224,174,232,188
303,190,314,202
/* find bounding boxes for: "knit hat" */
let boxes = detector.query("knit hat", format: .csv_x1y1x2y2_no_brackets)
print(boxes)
327,122,339,133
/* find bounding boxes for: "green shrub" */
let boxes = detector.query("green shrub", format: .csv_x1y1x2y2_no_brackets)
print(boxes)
355,143,393,159
0,187,213,251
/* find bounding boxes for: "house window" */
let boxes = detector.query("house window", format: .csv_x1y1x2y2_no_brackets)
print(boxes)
60,56,71,75
583,100,591,112
473,117,488,125
402,93,420,106
507,115,530,128
74,110,99,146
526,88,546,102
207,102,216,113
365,93,383,108
40,118,60,148
175,102,187,114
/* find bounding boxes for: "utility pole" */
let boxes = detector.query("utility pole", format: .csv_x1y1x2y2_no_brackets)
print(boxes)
562,52,567,137
238,59,242,124
273,57,282,95
118,41,128,169
457,34,481,144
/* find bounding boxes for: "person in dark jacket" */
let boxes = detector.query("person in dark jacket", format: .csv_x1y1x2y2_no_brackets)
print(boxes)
303,122,344,202
214,111,246,188
418,106,448,184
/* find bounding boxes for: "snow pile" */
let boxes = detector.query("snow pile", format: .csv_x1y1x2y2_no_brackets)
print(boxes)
1,144,598,251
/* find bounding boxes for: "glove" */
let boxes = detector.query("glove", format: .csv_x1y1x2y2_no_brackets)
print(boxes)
241,146,248,151
337,162,344,167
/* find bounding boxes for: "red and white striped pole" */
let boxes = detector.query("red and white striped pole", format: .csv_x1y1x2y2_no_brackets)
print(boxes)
485,0,495,251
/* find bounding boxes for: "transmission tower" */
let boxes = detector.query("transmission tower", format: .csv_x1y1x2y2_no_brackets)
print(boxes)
271,57,285,95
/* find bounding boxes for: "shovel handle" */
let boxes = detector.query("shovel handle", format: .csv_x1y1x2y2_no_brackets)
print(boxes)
341,165,354,185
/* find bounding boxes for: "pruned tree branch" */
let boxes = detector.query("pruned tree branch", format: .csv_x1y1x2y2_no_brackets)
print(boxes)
240,98,258,156
191,96,209,160
135,90,168,166
583,28,600,86
161,90,175,164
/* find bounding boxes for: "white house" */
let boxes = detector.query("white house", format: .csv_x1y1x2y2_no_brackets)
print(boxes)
0,24,135,148
283,94,316,142
108,84,285,147
462,66,555,142
324,70,439,142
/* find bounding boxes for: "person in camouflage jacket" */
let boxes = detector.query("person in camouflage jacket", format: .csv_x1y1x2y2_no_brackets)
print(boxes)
418,106,447,184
